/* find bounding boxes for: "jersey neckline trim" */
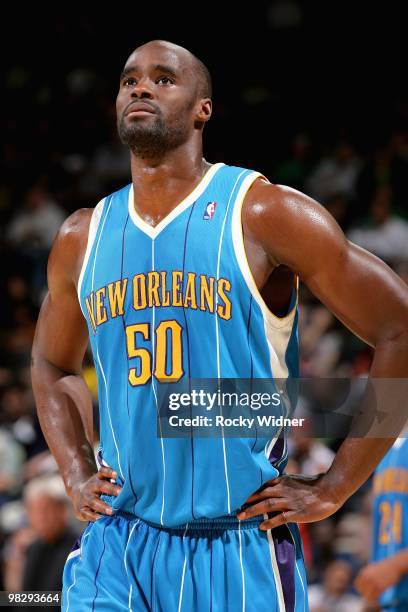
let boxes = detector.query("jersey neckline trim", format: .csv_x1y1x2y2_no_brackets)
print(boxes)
127,162,225,239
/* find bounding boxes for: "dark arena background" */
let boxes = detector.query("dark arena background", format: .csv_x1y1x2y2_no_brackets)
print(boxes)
0,4,407,609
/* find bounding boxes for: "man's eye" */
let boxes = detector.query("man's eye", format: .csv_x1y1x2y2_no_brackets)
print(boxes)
157,76,174,85
123,77,136,86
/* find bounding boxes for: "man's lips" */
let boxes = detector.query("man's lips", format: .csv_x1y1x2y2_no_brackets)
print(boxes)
125,103,156,116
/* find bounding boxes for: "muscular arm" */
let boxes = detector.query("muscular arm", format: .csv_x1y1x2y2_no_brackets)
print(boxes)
31,209,119,521
238,181,408,527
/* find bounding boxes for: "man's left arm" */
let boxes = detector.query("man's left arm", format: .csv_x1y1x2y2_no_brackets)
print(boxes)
237,181,408,529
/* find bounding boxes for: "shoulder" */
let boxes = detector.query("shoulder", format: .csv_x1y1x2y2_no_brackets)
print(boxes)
52,207,94,260
243,178,330,234
242,177,346,267
48,207,95,290
58,207,94,241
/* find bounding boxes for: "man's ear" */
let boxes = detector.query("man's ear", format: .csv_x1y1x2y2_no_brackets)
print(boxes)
196,98,212,124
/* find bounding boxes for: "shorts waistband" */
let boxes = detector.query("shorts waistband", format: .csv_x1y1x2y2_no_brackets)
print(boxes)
115,509,264,531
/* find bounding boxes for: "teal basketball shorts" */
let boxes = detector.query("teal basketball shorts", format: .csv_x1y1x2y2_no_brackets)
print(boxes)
62,511,308,611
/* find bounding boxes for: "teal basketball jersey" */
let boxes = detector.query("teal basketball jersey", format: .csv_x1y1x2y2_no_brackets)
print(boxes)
77,163,299,527
372,438,408,610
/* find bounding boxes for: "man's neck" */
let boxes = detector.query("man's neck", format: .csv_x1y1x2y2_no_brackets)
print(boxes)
129,146,211,226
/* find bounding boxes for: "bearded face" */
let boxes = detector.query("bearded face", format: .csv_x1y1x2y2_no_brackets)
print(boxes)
117,97,194,159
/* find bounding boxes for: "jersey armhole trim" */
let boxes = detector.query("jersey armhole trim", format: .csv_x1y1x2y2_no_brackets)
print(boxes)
76,198,106,304
231,173,299,330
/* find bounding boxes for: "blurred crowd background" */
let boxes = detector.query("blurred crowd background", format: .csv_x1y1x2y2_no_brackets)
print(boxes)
0,4,407,610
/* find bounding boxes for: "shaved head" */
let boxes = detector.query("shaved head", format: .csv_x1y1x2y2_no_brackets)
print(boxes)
127,40,212,99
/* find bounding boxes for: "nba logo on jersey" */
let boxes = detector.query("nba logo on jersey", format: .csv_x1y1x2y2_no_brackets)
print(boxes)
203,201,217,220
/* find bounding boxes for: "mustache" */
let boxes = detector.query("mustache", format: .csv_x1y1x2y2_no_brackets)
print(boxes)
122,100,160,118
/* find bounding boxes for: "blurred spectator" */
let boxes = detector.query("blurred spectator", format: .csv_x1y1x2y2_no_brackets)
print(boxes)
0,428,25,505
299,302,344,376
308,559,363,611
2,275,38,332
78,125,130,198
1,383,46,459
289,426,335,477
334,499,372,565
356,132,408,221
2,325,35,371
307,519,337,582
24,450,58,482
347,185,408,266
305,139,362,203
6,183,65,251
6,183,66,299
3,475,78,593
274,131,314,190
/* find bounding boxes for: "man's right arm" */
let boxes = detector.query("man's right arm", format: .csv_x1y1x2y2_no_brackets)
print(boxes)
31,209,120,521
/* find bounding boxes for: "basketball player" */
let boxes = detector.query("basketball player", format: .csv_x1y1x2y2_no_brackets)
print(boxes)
355,438,408,610
31,40,408,611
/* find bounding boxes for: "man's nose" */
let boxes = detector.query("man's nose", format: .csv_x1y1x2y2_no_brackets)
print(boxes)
131,80,154,99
